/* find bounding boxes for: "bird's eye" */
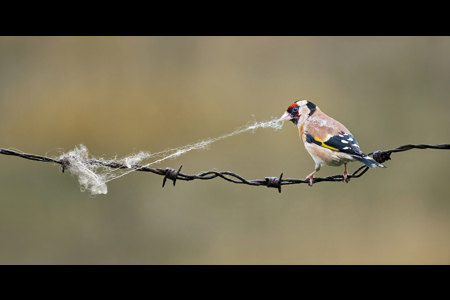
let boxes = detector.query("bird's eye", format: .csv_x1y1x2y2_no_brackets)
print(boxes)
287,105,300,116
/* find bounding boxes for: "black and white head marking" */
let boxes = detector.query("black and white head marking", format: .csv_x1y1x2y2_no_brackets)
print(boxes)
306,101,316,117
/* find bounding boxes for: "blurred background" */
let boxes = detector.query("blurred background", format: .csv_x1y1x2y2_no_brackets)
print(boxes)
1,36,449,264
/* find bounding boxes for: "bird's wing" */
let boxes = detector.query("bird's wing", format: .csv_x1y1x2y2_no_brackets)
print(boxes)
302,110,386,168
302,110,365,157
305,131,365,157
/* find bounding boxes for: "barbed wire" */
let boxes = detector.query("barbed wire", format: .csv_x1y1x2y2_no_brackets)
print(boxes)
1,143,449,193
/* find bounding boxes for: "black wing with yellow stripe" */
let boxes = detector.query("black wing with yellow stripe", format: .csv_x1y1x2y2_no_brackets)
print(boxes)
305,131,364,156
305,131,387,168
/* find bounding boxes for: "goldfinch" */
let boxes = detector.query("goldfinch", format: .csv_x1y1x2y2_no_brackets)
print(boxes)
279,100,386,186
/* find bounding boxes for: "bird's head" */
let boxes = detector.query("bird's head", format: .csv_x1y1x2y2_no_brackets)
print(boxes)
279,100,316,126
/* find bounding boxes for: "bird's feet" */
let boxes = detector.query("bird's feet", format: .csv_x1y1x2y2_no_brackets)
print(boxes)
343,169,349,183
306,173,315,187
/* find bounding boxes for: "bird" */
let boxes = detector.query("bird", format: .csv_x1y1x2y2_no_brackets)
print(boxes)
279,100,386,186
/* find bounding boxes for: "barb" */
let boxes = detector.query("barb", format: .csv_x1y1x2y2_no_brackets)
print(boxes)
1,143,450,193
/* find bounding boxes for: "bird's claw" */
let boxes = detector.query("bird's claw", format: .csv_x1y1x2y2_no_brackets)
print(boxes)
343,171,349,183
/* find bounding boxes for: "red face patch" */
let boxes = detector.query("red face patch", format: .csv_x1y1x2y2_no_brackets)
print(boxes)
287,102,299,110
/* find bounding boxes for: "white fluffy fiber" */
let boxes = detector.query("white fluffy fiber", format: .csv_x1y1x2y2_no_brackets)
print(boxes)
60,118,283,195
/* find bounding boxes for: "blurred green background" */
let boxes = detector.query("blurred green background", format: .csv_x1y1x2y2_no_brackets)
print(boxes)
1,36,449,264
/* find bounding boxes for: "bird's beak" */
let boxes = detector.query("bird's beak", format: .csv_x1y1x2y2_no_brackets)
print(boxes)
279,111,292,122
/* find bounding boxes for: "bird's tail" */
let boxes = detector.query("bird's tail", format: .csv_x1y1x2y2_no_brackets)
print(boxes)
352,155,387,168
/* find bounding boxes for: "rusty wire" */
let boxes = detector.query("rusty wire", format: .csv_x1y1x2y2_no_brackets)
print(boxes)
1,143,450,193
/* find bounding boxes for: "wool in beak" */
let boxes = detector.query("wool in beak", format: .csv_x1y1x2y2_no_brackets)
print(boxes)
279,111,292,122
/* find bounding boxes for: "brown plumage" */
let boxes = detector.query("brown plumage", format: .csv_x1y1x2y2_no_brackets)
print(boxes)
279,100,386,186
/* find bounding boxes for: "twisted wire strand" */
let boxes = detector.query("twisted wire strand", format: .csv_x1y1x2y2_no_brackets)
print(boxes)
1,143,449,193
